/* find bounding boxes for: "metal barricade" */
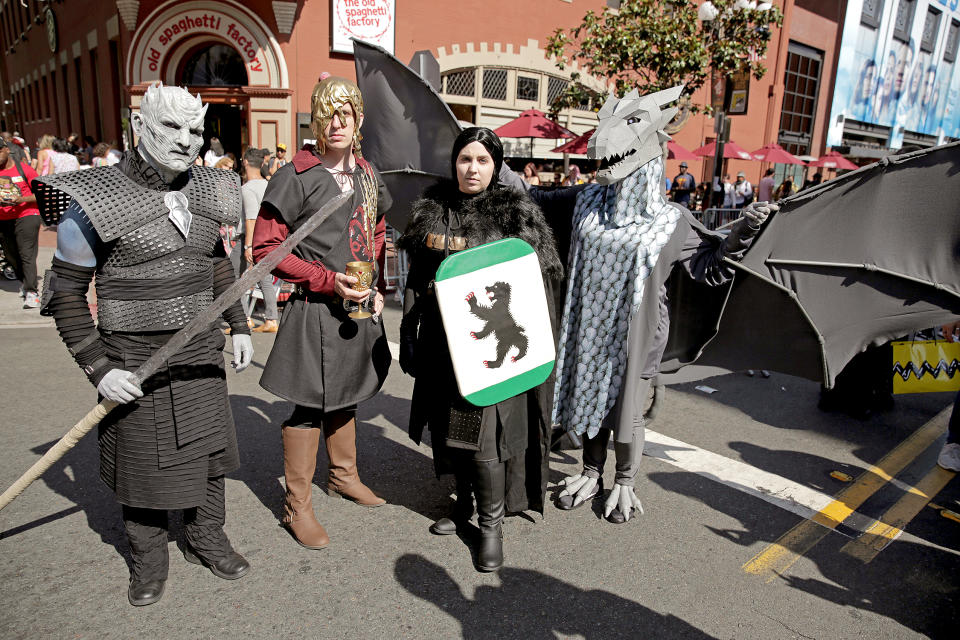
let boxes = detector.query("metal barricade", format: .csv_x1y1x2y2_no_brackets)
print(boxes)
697,208,743,231
383,225,408,302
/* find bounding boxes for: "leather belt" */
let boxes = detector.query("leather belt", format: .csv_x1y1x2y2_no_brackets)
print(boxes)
425,233,467,251
294,284,334,303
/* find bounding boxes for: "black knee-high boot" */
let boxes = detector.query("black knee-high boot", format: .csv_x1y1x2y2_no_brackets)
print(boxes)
430,469,474,535
122,506,169,606
473,460,505,572
182,475,249,580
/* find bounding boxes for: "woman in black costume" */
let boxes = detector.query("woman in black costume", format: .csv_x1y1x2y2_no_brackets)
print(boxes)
397,128,562,572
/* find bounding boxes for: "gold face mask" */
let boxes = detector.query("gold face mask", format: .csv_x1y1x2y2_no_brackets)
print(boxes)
310,76,364,155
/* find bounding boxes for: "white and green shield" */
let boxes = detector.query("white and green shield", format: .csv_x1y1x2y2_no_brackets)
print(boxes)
434,238,555,406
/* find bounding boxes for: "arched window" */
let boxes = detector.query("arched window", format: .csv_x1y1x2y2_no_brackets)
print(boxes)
179,44,248,86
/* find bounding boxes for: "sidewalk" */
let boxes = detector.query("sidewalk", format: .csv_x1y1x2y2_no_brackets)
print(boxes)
0,226,56,327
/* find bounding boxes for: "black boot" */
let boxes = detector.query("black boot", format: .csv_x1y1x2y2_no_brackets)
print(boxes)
430,471,474,535
182,476,250,581
123,506,169,607
473,460,505,572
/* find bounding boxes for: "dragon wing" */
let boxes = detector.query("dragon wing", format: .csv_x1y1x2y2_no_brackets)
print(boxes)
661,141,960,387
353,38,463,231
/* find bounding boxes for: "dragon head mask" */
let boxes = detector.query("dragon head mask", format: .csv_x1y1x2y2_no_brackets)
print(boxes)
588,85,684,185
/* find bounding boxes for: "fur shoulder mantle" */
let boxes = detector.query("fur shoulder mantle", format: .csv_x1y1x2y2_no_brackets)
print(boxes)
399,181,562,279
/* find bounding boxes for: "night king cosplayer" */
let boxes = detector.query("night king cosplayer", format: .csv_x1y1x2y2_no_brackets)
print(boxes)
551,86,776,521
37,84,253,607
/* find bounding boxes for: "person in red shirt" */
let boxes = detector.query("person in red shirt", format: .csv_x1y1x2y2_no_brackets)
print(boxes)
0,137,41,308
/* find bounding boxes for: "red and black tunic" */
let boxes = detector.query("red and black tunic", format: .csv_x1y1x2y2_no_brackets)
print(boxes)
252,145,392,410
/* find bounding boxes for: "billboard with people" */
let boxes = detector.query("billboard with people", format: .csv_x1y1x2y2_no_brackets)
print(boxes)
827,0,960,148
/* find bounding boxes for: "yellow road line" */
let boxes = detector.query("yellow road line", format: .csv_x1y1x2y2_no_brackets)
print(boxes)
840,465,956,563
742,408,950,582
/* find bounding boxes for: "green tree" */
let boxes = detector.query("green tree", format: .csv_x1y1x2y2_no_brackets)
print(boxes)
545,0,783,116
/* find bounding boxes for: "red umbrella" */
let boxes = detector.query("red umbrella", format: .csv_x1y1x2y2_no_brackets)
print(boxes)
808,150,858,170
494,109,575,138
552,134,696,162
494,109,575,157
551,128,594,154
693,140,756,161
751,143,806,165
667,140,697,161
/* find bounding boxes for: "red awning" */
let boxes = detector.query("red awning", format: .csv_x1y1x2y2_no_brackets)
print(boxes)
807,150,859,170
493,109,576,139
667,140,697,161
692,140,756,161
551,128,594,154
751,143,806,165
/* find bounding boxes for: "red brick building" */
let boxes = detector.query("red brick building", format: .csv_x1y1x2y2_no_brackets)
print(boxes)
0,0,609,160
0,1,857,188
668,0,848,188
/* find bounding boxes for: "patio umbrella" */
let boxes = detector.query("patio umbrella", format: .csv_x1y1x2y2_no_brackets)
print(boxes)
552,135,696,162
693,140,756,161
808,150,858,170
751,143,806,164
551,128,594,154
494,109,575,157
667,140,697,161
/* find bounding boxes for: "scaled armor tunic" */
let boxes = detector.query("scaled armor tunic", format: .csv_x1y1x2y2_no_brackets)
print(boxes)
547,157,758,443
253,146,392,410
36,150,247,509
398,182,562,513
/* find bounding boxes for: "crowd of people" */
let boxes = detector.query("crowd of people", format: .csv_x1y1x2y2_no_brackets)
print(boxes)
663,163,825,213
199,135,288,179
515,157,823,216
519,161,599,187
0,130,126,311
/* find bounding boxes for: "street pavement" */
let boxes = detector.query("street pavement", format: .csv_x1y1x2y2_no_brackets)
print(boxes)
0,252,957,638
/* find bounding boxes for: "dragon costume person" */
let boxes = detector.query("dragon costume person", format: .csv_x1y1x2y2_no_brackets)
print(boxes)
551,87,776,522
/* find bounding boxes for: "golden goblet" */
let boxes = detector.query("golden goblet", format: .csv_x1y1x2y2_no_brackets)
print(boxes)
343,260,373,319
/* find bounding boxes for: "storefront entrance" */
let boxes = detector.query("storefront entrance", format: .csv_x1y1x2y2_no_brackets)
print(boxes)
178,43,248,161
202,102,246,162
126,0,293,153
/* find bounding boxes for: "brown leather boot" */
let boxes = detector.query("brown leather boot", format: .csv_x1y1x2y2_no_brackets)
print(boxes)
281,426,330,549
323,412,386,507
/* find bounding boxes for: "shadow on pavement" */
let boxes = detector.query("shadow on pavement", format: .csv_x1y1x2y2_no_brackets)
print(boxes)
228,389,451,524
726,440,867,499
647,469,960,638
0,435,134,572
0,278,21,294
395,553,718,639
668,374,954,467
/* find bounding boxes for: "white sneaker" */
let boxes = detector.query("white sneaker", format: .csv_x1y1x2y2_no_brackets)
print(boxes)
22,291,40,309
937,442,960,472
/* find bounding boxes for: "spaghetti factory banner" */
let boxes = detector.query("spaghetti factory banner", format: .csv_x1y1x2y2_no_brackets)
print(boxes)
332,0,395,55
